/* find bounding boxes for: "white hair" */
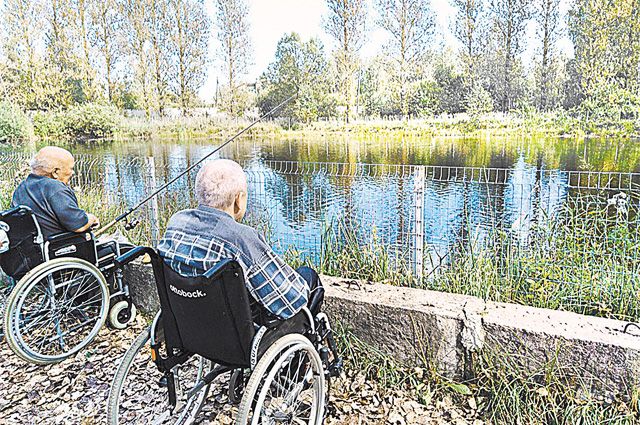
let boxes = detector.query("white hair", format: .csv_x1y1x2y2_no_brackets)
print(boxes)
195,159,247,209
30,146,73,175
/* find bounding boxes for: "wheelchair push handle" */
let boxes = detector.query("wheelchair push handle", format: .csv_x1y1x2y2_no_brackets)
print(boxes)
114,246,156,269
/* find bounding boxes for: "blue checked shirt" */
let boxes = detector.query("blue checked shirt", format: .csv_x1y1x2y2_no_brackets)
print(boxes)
157,205,309,320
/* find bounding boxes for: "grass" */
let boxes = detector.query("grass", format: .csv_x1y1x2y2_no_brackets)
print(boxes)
1,159,638,322
335,324,639,424
29,109,636,142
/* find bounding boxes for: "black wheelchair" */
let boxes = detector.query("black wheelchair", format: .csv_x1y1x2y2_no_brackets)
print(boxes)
107,247,342,425
0,205,137,364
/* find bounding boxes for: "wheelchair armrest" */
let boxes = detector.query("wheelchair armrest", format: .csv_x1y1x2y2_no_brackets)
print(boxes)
114,246,156,269
47,231,93,244
203,258,235,279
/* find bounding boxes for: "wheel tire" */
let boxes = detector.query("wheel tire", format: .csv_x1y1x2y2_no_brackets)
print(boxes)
236,333,326,425
3,257,108,364
107,327,211,425
108,300,137,330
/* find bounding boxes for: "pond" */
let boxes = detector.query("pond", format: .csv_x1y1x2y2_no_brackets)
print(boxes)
2,134,639,277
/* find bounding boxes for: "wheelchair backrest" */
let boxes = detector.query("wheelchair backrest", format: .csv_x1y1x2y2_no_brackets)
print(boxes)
149,252,256,368
0,206,44,280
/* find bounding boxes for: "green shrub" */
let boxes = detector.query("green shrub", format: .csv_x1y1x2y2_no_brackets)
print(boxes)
32,111,67,138
0,102,33,143
63,103,122,138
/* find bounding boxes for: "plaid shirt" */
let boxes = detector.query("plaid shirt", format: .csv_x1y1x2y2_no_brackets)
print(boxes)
157,205,309,320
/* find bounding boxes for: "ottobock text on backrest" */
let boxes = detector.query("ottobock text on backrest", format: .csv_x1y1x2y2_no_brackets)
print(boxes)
0,206,44,280
155,258,256,368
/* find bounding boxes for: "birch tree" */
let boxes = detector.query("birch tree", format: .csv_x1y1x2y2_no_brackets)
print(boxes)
215,0,252,115
324,0,367,122
376,0,435,117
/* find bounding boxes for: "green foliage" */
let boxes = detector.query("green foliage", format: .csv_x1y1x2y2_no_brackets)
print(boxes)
62,103,122,139
32,103,123,139
466,84,494,119
32,111,67,138
257,33,336,122
0,102,33,143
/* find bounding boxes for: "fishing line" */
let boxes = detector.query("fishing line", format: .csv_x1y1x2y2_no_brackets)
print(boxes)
95,93,296,236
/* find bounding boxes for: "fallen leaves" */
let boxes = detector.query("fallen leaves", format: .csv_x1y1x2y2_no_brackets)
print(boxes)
0,320,484,425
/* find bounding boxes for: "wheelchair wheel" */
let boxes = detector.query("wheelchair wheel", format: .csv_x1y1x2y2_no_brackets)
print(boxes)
107,326,212,425
237,333,326,425
3,258,108,364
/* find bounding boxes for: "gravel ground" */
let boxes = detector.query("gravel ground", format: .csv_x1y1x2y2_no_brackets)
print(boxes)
0,319,484,425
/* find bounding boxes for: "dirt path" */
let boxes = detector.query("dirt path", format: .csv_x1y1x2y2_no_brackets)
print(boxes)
0,320,482,425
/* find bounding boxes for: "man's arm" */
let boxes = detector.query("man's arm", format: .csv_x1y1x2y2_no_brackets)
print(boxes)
72,213,99,232
246,247,310,320
49,187,99,233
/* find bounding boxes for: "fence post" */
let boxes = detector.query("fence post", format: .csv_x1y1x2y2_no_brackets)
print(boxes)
146,157,160,248
413,166,426,281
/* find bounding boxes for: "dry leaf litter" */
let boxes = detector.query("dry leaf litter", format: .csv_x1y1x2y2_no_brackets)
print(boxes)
0,319,484,425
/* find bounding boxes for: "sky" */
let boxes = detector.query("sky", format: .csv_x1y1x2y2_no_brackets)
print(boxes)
200,0,574,103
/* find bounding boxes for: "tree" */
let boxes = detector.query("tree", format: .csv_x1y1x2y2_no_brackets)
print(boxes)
45,0,88,106
488,0,532,111
215,0,252,115
452,0,487,85
121,0,153,116
90,0,124,102
169,0,211,113
2,0,45,106
2,0,74,109
148,0,174,115
535,0,561,110
376,0,435,117
324,0,367,122
258,33,335,122
569,0,640,100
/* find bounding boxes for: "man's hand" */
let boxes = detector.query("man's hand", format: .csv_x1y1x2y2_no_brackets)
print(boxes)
88,213,100,229
74,213,100,233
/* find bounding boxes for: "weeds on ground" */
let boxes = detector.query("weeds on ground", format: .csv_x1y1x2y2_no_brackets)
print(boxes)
334,325,639,424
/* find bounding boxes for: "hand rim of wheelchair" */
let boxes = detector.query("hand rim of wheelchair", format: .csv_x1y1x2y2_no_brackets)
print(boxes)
3,257,109,364
237,333,326,425
107,325,213,425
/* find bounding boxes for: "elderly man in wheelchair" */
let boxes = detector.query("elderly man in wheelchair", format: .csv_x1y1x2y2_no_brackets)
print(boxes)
107,159,342,425
0,146,136,364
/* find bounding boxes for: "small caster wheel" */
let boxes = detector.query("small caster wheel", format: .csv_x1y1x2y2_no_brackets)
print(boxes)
109,300,137,329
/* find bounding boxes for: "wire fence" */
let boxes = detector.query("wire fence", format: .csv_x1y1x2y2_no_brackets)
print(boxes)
1,152,639,320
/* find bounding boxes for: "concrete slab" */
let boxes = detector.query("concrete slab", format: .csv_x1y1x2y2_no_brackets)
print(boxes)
124,264,640,398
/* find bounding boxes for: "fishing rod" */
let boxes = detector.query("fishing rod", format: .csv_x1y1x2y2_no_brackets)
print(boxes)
95,93,296,236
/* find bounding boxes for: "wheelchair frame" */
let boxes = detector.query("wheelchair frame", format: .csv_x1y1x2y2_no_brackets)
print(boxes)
108,246,343,425
0,205,137,364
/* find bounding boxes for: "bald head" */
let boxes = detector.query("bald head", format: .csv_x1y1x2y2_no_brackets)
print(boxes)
195,160,248,216
31,146,75,184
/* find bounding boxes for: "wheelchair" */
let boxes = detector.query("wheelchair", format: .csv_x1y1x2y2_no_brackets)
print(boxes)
0,205,137,364
107,247,343,425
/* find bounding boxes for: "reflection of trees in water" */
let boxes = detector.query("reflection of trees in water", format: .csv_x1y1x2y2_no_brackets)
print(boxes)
62,154,622,277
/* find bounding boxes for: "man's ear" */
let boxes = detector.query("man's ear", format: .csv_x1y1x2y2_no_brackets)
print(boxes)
234,192,242,213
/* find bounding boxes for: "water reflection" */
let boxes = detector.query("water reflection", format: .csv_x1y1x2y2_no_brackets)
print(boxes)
1,135,636,275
